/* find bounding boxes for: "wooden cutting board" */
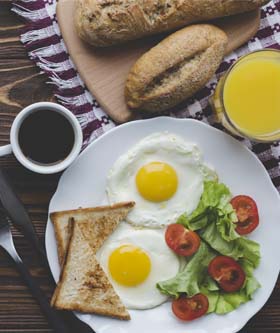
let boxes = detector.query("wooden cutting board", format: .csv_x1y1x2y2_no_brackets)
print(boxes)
57,1,260,123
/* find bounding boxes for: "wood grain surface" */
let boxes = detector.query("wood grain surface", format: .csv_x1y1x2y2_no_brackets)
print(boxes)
0,1,279,332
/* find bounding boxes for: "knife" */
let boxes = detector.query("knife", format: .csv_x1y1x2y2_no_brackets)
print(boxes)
0,167,94,333
0,211,69,333
0,167,45,259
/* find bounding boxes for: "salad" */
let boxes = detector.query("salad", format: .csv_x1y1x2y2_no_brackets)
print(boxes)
157,181,261,321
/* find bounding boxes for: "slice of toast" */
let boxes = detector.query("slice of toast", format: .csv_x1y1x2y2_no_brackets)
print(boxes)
51,219,130,320
50,202,135,266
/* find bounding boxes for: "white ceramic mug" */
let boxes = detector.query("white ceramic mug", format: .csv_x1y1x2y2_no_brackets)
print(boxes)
0,102,83,174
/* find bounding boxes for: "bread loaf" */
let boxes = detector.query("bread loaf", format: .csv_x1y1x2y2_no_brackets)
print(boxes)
125,24,228,113
75,0,269,47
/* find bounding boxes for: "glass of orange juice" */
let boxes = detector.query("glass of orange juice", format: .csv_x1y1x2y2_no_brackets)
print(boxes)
212,49,280,142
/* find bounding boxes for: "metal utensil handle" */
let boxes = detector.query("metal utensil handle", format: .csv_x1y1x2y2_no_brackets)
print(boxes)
0,169,94,333
5,249,69,333
0,144,12,157
0,168,43,257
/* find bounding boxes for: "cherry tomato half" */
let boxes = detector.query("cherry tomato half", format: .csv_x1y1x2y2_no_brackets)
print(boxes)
231,195,259,235
208,256,246,293
165,224,201,256
172,294,209,321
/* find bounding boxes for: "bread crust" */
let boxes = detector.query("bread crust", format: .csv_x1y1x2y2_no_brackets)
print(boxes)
50,201,135,265
54,302,130,320
51,219,131,320
50,218,75,307
75,0,269,47
50,201,135,219
125,24,228,112
51,215,72,266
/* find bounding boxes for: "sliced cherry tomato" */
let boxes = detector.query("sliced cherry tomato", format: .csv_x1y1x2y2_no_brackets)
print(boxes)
231,195,259,235
172,294,209,321
165,224,200,256
208,256,246,293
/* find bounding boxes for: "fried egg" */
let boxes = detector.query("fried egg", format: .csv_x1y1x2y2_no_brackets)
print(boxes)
96,223,180,309
107,132,216,228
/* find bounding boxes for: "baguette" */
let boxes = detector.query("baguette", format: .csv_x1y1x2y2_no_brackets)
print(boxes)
125,24,228,113
75,0,269,47
50,201,135,266
51,219,131,320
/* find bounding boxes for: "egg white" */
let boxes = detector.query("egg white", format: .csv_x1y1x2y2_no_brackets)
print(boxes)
96,223,180,310
106,132,216,228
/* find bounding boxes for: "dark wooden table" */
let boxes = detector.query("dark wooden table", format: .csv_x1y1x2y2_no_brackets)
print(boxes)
0,1,279,332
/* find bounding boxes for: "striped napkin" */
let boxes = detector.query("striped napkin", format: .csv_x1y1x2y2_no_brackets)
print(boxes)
12,0,280,191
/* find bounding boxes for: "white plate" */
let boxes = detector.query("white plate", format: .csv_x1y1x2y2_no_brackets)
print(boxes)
46,117,280,333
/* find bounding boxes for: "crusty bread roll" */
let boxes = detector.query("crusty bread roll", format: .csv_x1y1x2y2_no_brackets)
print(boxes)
75,0,269,47
125,24,228,113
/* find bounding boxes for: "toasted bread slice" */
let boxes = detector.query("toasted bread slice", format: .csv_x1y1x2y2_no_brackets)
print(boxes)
50,202,135,266
51,219,130,320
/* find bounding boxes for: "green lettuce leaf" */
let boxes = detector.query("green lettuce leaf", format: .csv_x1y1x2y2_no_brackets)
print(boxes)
215,292,249,314
157,241,261,315
216,211,239,242
157,180,261,316
200,222,260,268
237,238,261,269
204,282,259,315
200,277,220,313
204,261,261,315
178,181,238,241
240,259,261,297
157,242,215,298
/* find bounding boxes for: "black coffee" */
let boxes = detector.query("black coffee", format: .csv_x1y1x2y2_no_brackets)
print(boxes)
18,110,75,165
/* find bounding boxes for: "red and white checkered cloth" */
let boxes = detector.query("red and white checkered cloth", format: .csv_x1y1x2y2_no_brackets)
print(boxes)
12,0,280,191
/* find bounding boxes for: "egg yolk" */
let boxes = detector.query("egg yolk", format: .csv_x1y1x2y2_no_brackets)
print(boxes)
136,162,178,202
108,244,151,287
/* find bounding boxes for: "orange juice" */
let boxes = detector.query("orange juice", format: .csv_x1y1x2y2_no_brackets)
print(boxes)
213,50,280,142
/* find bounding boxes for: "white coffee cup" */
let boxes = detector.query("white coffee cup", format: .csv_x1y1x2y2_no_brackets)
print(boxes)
0,102,83,174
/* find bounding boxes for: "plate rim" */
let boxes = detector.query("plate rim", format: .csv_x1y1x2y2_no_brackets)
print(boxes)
45,117,280,333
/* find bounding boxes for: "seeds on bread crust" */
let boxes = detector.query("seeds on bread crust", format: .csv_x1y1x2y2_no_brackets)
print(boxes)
125,24,228,113
75,0,268,47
